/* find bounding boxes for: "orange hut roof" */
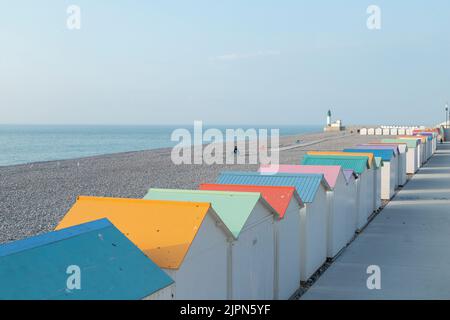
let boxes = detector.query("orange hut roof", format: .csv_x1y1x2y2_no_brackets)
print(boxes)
56,196,217,269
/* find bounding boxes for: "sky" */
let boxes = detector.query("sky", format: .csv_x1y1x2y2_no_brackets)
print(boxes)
0,0,449,126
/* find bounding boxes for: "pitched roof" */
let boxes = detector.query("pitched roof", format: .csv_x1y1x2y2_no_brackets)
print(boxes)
413,131,434,137
306,151,375,168
259,164,342,189
415,134,433,141
342,169,357,183
374,157,384,168
367,142,408,153
413,129,438,136
199,183,303,219
0,219,173,300
56,196,217,269
381,139,418,148
356,144,400,154
398,136,426,144
343,148,395,161
216,171,330,204
301,154,369,174
144,189,277,239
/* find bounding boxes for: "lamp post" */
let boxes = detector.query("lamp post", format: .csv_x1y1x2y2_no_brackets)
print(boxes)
446,103,449,128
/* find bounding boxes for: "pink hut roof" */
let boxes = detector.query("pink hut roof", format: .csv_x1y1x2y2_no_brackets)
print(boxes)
259,164,342,189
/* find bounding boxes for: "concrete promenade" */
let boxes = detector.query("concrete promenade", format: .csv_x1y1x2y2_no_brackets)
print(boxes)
302,142,450,299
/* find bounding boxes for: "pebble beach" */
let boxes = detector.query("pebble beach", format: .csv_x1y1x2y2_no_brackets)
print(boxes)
0,128,391,245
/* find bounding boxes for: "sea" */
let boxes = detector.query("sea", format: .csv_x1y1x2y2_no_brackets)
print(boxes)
0,124,322,166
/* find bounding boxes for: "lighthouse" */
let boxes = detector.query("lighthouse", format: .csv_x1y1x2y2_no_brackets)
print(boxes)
324,109,345,132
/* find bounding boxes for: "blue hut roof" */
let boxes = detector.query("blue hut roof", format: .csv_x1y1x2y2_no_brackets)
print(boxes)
216,171,330,203
0,219,173,300
343,148,395,161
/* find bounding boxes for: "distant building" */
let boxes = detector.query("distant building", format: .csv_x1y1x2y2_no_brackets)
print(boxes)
324,110,345,132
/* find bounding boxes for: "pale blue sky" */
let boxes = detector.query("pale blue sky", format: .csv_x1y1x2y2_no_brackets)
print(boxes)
1,1,449,126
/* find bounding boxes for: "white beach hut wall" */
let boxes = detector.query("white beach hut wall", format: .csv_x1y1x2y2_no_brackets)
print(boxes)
216,171,330,282
301,154,372,232
383,138,420,174
144,189,278,300
345,148,398,200
199,183,304,300
259,164,357,259
56,196,233,300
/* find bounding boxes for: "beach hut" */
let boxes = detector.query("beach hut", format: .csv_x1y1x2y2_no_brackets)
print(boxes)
398,128,406,135
390,128,398,135
56,196,233,300
343,169,358,217
415,133,434,158
417,136,429,163
354,145,400,189
306,151,378,216
400,135,426,165
216,171,330,282
259,164,356,258
301,154,370,231
343,169,358,186
360,128,368,135
199,183,303,300
343,148,397,200
367,128,375,135
375,128,383,135
431,131,438,152
374,157,383,209
382,128,391,135
382,138,420,174
429,132,437,153
144,189,278,300
433,131,437,149
414,130,437,154
416,135,432,160
399,136,424,168
368,142,408,186
0,219,174,300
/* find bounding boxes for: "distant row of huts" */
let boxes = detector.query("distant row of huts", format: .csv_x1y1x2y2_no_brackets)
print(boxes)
360,126,444,138
0,129,439,300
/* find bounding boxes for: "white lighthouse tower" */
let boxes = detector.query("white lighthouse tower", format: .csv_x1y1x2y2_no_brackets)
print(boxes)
324,109,345,132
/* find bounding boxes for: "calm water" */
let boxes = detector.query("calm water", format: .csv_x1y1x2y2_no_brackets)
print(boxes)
0,124,321,166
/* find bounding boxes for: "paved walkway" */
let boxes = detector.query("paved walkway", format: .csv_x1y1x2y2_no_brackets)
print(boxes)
301,142,450,299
